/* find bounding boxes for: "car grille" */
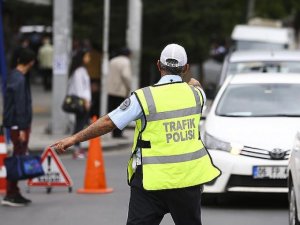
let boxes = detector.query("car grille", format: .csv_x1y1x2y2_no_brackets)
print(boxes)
240,146,290,160
227,175,287,188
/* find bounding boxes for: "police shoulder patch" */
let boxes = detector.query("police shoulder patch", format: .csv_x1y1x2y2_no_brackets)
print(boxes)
119,98,131,110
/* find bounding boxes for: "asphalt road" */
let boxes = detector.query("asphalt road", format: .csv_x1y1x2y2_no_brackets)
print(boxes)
0,147,289,225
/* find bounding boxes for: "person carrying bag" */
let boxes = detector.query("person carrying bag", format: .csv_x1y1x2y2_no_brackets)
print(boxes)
62,49,92,159
2,49,38,207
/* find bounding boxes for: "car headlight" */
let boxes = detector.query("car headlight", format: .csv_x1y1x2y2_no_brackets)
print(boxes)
293,131,300,151
204,133,243,155
204,133,231,151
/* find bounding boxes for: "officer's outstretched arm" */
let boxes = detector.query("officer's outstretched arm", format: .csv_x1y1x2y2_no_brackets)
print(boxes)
51,115,116,153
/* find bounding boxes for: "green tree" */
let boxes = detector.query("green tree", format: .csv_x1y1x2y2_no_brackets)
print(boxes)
141,0,247,85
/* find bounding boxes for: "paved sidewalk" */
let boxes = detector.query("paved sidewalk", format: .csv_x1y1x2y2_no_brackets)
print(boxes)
1,84,134,153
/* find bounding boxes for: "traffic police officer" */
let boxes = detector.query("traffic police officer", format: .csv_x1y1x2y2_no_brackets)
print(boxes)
53,43,221,225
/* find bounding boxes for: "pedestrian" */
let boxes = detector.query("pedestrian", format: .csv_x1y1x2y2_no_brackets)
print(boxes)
37,36,53,91
67,49,92,159
2,48,36,207
52,43,221,225
85,41,102,118
10,37,31,69
107,47,132,138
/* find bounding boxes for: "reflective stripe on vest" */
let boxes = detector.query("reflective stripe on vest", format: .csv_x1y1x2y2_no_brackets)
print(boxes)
141,86,202,122
143,147,207,165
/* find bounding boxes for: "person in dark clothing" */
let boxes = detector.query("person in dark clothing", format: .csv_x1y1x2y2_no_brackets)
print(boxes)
10,37,31,69
2,48,35,207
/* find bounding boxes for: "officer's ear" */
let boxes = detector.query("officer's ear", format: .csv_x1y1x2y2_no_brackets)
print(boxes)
182,64,189,74
157,60,162,72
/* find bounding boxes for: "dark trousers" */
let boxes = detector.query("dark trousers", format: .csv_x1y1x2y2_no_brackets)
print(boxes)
90,79,100,118
126,185,202,225
108,95,125,137
74,111,89,147
40,68,52,91
6,128,30,197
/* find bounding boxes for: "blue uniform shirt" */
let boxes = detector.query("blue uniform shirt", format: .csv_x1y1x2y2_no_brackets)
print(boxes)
108,75,206,129
108,75,206,168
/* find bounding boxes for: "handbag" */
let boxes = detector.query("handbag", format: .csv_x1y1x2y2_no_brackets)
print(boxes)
4,155,45,181
62,95,85,114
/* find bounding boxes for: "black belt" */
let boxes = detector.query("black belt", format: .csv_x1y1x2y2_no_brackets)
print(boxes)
136,139,151,148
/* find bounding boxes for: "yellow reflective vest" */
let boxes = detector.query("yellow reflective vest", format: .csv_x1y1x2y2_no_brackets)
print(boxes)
128,82,220,190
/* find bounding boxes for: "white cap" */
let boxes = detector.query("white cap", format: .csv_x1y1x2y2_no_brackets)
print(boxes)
160,43,187,67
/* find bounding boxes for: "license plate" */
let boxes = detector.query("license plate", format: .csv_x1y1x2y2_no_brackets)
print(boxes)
253,166,288,179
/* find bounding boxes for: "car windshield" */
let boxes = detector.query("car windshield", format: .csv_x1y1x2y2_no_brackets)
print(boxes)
216,83,300,117
227,61,300,75
235,41,286,51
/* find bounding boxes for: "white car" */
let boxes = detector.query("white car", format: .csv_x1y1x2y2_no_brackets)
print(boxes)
231,24,295,51
288,132,300,225
203,73,300,194
219,50,300,85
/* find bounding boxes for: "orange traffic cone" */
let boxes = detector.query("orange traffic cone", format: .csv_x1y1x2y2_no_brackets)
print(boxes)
0,126,7,195
77,117,113,194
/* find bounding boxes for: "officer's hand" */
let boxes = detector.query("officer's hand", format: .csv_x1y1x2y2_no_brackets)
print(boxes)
51,136,76,154
188,78,202,88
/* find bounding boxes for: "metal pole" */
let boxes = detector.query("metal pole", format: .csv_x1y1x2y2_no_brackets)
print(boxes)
126,0,142,92
0,0,6,96
0,0,7,143
247,0,255,21
51,0,72,134
100,0,110,116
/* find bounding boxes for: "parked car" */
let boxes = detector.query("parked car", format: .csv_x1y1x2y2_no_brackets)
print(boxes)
202,20,296,97
219,50,300,86
203,73,300,195
202,59,223,98
288,132,300,225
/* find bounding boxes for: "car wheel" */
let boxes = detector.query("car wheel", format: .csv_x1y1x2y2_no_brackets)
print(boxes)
289,184,300,225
